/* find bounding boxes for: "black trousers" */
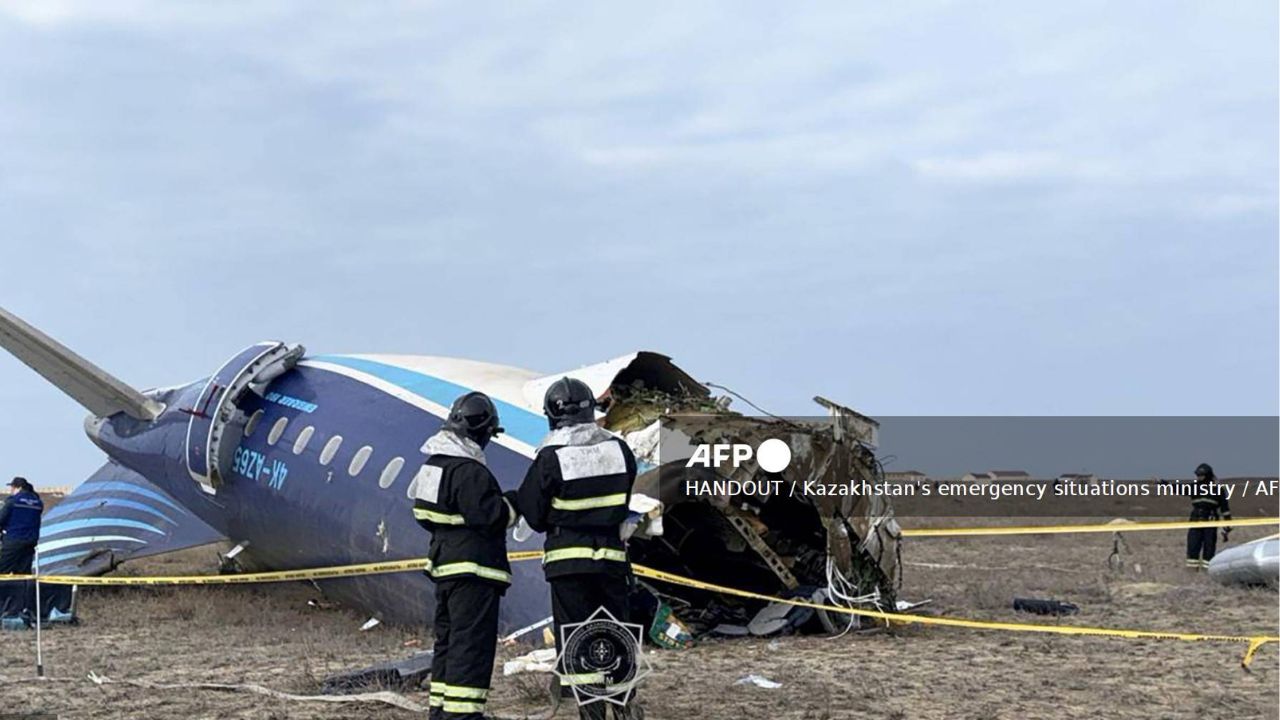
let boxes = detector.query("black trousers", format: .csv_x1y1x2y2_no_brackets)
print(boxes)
551,573,631,716
550,574,629,649
1186,524,1218,566
430,579,501,720
0,540,35,575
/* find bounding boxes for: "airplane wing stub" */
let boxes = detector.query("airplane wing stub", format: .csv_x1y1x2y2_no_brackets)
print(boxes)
0,305,162,421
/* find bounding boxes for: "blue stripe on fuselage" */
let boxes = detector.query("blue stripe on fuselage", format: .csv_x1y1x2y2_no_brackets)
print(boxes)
36,550,90,570
43,498,176,525
308,355,548,450
40,517,166,538
72,481,186,514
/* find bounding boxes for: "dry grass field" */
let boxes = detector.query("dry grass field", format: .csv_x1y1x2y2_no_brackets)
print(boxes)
0,523,1276,719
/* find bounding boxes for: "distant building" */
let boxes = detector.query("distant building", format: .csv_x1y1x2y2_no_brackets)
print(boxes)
885,470,930,488
988,470,1031,481
1056,472,1098,486
962,471,993,483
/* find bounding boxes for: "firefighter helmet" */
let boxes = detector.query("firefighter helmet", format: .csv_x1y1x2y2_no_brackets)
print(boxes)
543,377,597,429
444,392,503,448
1194,462,1214,479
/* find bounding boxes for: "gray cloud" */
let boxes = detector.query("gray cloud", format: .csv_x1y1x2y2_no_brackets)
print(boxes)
0,1,1275,488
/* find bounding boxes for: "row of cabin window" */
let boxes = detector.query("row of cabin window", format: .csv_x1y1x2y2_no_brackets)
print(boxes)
244,409,407,490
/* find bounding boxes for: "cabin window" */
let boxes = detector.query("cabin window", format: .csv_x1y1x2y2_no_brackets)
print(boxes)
244,409,264,437
319,435,343,466
379,457,405,489
267,417,288,446
349,445,373,476
292,426,315,455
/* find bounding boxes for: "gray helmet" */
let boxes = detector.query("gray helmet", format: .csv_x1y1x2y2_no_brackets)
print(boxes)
444,392,503,448
1194,463,1214,479
543,377,596,429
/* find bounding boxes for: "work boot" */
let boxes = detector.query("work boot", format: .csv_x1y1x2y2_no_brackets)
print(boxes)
614,703,644,720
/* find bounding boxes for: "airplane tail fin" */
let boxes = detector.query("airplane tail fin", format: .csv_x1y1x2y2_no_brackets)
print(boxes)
0,305,161,421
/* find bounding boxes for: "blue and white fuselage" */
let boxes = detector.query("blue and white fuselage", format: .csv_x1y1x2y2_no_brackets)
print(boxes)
0,306,706,630
63,352,642,630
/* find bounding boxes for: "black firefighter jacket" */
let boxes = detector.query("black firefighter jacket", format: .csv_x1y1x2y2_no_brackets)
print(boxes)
412,432,514,589
513,423,637,580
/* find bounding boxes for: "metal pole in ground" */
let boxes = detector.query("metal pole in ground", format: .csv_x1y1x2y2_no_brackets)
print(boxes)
33,544,44,678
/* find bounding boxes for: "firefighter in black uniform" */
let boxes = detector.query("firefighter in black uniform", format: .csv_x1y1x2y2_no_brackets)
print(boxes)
414,392,516,720
1185,462,1231,570
511,377,637,718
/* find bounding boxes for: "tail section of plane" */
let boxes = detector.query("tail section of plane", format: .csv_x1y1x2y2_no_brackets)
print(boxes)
0,305,161,421
37,460,227,575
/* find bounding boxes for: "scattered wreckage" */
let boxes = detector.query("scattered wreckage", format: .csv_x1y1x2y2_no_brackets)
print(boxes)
595,375,903,641
1208,534,1280,588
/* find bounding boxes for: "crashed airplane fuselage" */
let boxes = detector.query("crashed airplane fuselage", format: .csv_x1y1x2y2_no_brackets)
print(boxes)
2,306,900,632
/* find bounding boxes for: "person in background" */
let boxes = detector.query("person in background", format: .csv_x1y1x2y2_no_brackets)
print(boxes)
0,477,43,575
1185,462,1231,571
413,392,515,720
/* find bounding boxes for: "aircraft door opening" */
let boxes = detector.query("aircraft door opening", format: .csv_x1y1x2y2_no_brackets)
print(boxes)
185,342,305,494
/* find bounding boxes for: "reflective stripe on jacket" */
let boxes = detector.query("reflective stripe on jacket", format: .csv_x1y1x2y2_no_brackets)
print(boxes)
411,432,513,587
513,424,637,579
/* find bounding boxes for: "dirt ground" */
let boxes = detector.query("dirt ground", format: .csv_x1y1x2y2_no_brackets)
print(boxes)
1,524,1276,720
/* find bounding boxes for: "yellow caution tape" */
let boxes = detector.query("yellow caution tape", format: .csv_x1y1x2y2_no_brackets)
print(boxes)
9,517,1274,584
627,564,1280,668
0,551,549,586
902,517,1278,537
2,558,431,586
6,519,1276,667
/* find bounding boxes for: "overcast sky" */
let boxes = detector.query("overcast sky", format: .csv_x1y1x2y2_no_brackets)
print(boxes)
0,2,1276,488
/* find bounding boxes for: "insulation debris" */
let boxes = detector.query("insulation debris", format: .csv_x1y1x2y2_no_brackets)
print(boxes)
734,674,782,689
502,648,557,676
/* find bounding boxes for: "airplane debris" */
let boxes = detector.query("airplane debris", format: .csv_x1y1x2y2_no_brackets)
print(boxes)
218,542,249,574
707,623,749,637
1208,535,1279,587
502,648,557,676
359,617,381,631
604,378,901,638
321,652,434,694
747,602,794,637
734,674,781,689
85,671,430,712
500,615,555,645
894,599,932,612
648,603,694,649
812,588,860,635
1012,598,1080,616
